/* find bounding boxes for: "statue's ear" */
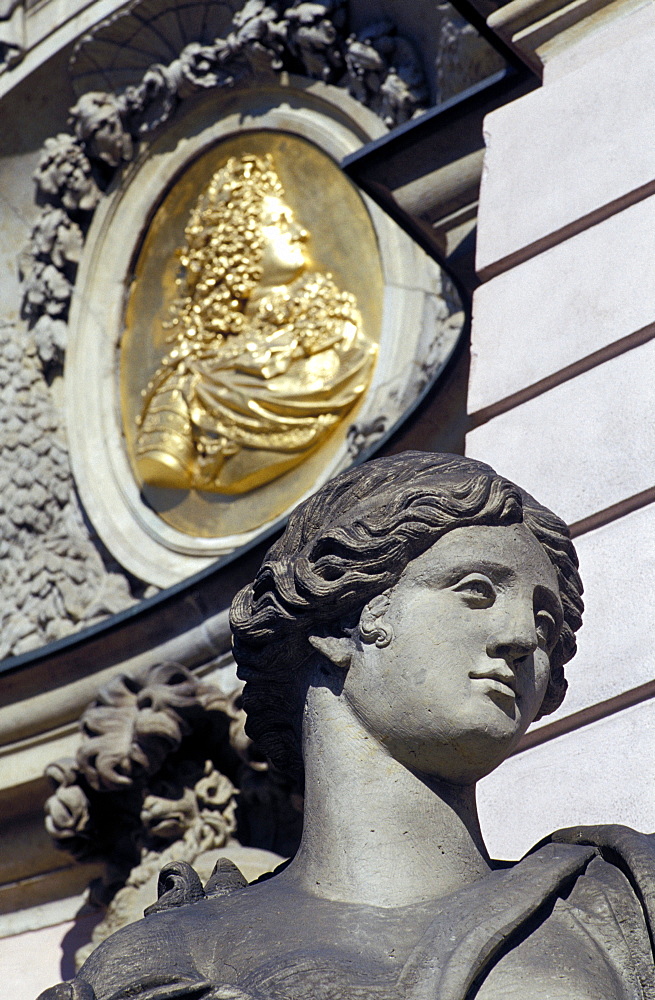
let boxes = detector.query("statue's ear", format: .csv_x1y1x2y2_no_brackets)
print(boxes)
359,593,394,648
308,634,353,670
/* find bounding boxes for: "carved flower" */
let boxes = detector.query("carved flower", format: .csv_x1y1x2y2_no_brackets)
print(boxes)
44,784,91,840
141,785,199,842
69,92,133,169
195,761,235,810
230,0,288,71
29,206,83,269
19,258,72,320
176,42,224,95
45,756,79,788
33,315,68,366
33,134,100,212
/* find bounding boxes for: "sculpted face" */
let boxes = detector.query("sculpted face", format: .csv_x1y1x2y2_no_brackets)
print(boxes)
258,194,308,285
341,523,562,784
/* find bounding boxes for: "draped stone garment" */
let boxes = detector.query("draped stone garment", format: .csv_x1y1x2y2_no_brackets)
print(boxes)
135,273,376,494
38,826,655,1000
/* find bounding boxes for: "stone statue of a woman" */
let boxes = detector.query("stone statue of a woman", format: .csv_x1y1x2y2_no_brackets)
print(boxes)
40,452,655,1000
135,154,377,495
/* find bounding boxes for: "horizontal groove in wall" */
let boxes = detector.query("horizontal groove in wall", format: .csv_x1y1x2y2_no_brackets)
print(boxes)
477,177,655,282
513,678,655,756
468,320,655,429
568,486,655,538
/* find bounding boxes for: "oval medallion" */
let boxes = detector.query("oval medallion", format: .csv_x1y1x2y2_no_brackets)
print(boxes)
120,131,382,539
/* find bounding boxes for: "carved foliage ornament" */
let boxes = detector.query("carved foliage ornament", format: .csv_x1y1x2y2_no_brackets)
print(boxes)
44,660,301,960
44,662,240,863
20,0,428,373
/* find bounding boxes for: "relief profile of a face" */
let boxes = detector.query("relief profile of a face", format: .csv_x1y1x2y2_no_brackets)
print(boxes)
120,133,383,539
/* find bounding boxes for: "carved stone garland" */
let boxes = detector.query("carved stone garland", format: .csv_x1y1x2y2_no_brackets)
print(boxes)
20,0,429,373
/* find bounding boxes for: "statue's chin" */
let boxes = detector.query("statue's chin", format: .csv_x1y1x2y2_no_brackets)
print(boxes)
387,710,526,786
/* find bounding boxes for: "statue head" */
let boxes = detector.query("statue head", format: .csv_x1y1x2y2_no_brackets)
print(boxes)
230,452,584,781
165,153,308,343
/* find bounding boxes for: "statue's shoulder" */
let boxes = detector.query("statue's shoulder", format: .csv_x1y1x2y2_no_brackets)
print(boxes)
42,861,277,1000
540,825,655,982
545,823,655,887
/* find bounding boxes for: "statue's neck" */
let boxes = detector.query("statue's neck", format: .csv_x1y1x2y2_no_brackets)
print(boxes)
283,685,493,908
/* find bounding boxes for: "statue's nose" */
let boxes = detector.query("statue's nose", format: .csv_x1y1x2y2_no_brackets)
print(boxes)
486,610,538,665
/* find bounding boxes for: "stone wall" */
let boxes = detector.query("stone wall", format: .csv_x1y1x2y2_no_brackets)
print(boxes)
466,0,655,858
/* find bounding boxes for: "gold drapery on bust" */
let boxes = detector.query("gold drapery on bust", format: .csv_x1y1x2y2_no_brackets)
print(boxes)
134,154,377,495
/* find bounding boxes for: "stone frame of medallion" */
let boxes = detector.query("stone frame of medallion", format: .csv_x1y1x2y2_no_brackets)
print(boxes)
66,75,462,586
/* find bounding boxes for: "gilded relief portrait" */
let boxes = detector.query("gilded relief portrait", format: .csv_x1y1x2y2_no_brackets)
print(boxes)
121,135,381,538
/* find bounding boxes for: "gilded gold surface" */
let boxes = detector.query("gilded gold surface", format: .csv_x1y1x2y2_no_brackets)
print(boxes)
121,133,382,539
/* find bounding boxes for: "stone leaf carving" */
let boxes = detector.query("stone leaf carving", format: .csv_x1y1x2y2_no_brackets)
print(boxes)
22,137,100,369
345,18,428,128
33,134,101,213
0,322,137,659
44,759,91,847
284,0,347,81
44,658,302,962
44,661,241,955
18,206,84,365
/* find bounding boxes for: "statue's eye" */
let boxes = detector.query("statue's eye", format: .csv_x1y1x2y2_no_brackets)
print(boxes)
536,610,558,651
453,575,496,607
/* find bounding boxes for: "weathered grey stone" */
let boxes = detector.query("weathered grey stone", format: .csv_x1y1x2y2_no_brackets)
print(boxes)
37,452,655,1000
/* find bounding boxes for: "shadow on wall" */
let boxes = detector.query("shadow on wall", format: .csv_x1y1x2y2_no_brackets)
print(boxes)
59,907,105,980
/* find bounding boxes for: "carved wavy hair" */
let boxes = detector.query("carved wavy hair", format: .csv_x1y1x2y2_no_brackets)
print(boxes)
230,452,584,777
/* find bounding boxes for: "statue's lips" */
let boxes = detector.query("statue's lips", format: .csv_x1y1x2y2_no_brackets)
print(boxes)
469,670,516,699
